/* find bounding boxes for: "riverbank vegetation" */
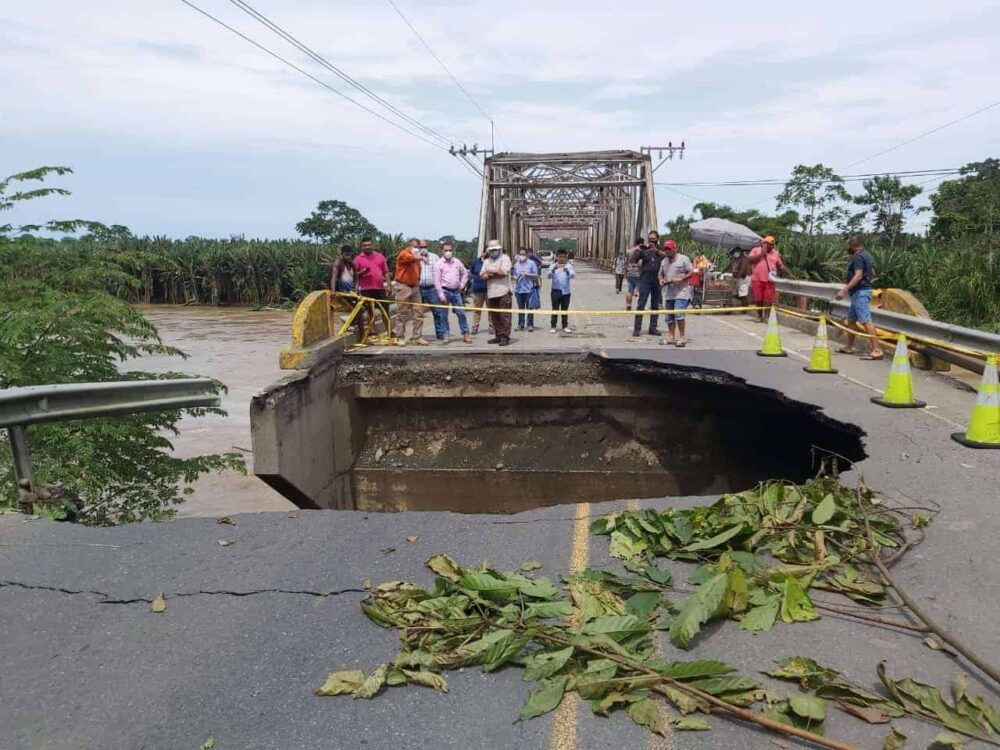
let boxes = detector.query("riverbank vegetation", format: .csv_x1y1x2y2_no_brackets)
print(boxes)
0,167,243,524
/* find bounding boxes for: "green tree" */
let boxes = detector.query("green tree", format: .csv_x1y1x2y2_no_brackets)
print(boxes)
930,159,1000,250
852,176,923,249
776,164,851,239
295,199,379,244
0,167,243,524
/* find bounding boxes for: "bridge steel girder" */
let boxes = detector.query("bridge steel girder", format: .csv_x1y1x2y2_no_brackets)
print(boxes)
476,150,657,264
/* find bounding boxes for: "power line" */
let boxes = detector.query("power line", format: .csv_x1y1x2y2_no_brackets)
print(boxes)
178,0,451,152
385,0,504,151
227,0,457,149
656,167,962,188
842,98,1000,169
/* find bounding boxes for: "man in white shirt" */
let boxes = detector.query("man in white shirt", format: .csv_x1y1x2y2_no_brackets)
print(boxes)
657,240,695,347
480,239,513,346
417,238,447,340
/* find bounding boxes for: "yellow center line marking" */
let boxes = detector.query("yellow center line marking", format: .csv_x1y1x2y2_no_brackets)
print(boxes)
625,500,674,750
548,501,590,750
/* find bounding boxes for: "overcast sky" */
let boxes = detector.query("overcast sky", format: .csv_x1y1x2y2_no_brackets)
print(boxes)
3,0,999,239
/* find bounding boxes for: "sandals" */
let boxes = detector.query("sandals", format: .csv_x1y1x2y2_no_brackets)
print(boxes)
836,347,856,354
860,353,885,361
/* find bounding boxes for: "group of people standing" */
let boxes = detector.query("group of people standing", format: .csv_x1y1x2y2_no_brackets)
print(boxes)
330,237,575,348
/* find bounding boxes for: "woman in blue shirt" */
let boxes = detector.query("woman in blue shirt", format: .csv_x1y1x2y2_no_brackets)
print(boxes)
547,249,576,333
513,248,539,331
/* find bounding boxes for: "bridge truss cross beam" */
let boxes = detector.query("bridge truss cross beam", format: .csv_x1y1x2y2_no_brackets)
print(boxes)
476,150,660,263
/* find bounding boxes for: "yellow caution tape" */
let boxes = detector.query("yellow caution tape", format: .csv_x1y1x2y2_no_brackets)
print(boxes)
330,292,995,358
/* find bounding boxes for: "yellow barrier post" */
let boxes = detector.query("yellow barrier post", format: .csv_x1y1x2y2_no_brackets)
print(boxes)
871,334,926,409
951,354,1000,449
756,306,787,357
803,315,838,374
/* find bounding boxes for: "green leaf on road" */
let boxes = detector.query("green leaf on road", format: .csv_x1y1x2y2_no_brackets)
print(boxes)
627,698,667,736
426,553,463,582
883,726,907,749
353,664,389,699
811,493,837,524
520,560,543,571
518,676,568,721
740,597,780,632
780,576,819,623
789,692,828,722
670,572,729,649
523,647,574,682
315,669,365,696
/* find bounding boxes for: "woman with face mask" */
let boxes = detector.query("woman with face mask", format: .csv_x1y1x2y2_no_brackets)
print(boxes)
513,247,538,332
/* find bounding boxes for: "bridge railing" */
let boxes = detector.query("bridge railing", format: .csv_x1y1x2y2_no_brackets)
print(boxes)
0,378,219,508
775,279,999,370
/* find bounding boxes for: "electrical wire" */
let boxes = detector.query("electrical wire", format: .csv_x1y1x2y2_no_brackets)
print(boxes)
178,0,449,152
842,99,1000,169
656,168,961,188
385,0,505,151
227,0,458,150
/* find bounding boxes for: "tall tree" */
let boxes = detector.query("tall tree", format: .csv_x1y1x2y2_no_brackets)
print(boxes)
776,164,851,239
295,199,379,244
930,159,1000,253
853,176,923,249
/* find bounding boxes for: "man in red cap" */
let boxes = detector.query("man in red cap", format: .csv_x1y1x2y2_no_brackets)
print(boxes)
748,236,785,322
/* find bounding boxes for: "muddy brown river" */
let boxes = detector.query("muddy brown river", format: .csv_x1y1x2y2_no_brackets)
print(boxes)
137,306,295,516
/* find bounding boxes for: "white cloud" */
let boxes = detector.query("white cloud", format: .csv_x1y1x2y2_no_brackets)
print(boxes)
1,0,998,237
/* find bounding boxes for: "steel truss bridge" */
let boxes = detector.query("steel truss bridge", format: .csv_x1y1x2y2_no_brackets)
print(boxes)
475,150,660,263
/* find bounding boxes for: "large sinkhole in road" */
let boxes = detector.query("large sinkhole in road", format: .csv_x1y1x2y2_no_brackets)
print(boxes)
331,354,865,513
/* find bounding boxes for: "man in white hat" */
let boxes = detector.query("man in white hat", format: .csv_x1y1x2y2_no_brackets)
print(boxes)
480,239,513,346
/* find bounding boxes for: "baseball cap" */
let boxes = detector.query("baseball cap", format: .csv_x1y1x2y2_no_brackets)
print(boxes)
662,240,677,250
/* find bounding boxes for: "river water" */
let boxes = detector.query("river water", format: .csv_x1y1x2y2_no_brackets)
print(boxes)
137,306,296,516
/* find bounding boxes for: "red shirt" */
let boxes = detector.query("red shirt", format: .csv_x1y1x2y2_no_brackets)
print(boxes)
353,251,389,291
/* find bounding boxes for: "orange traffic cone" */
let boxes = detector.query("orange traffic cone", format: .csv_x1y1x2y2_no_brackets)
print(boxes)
951,355,1000,448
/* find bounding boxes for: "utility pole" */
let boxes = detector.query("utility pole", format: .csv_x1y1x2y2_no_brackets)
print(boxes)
640,142,686,173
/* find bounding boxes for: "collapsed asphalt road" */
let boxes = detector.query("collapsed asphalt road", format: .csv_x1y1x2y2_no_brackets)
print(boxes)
3,345,998,749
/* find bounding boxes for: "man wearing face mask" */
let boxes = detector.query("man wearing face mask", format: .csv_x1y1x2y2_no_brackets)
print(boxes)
433,242,472,344
630,230,664,337
417,238,447,341
480,239,513,346
392,238,428,345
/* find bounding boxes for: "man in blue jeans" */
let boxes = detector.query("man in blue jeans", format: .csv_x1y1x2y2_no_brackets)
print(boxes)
433,242,472,344
630,231,665,336
835,236,884,360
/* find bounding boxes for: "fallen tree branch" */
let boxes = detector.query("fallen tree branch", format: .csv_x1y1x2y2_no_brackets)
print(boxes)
859,489,1000,687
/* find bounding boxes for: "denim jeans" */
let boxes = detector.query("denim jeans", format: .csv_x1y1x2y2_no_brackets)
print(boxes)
633,280,661,333
420,286,447,339
441,288,469,335
515,291,535,328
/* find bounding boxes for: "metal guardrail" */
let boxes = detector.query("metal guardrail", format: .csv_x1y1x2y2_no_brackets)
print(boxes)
1,378,220,508
775,280,1000,355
